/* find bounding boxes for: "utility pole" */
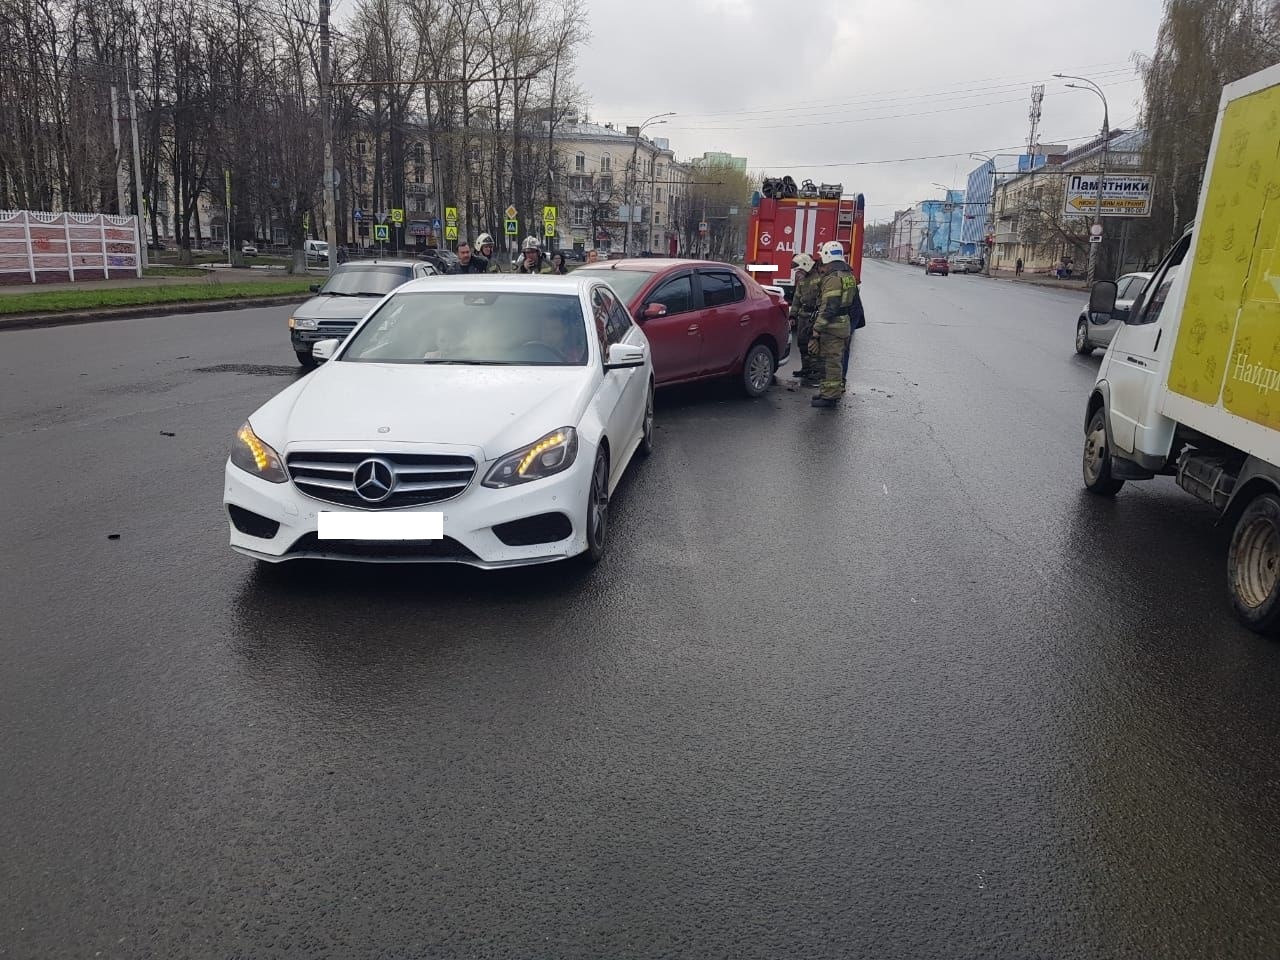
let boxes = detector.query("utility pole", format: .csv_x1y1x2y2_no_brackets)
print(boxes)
319,0,338,276
1056,73,1109,285
109,85,127,217
126,63,148,268
623,113,674,257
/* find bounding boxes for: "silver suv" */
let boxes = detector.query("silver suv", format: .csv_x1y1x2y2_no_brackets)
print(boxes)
289,260,438,368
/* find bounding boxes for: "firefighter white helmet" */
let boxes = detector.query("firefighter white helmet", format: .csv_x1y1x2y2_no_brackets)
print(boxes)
819,241,845,264
522,236,541,251
475,233,495,248
792,253,815,273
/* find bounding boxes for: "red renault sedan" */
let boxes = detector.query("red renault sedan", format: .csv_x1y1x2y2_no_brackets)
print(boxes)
576,258,791,397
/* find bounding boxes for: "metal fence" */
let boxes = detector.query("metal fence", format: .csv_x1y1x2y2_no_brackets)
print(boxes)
0,210,143,284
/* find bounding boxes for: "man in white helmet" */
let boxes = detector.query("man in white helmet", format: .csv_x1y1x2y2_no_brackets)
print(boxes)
788,252,823,386
809,240,857,408
475,233,502,273
518,236,553,274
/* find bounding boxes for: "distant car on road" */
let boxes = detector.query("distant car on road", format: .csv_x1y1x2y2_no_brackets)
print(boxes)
575,257,791,397
288,260,439,368
925,256,950,276
226,273,654,569
1075,271,1153,355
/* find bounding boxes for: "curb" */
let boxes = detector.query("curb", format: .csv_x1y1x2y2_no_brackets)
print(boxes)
0,294,312,332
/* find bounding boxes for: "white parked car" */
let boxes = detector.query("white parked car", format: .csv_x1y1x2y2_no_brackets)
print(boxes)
224,274,654,568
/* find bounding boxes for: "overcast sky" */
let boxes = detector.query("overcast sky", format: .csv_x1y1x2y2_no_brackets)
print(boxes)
575,0,1161,221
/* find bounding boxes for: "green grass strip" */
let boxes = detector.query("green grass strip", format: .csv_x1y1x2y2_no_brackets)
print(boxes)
0,278,316,316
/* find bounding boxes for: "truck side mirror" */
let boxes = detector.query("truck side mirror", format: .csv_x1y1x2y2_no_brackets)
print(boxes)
1089,280,1118,317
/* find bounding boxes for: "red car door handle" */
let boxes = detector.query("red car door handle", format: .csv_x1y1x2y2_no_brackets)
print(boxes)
687,324,699,334
739,314,751,325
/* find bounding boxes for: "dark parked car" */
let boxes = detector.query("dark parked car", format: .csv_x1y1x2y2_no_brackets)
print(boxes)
288,260,439,368
575,258,791,397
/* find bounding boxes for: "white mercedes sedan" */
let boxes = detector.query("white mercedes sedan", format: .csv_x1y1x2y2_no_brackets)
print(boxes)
223,274,654,568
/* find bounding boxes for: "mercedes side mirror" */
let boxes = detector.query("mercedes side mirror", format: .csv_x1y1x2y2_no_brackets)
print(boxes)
1089,280,1118,317
311,338,341,362
604,342,646,370
641,302,667,321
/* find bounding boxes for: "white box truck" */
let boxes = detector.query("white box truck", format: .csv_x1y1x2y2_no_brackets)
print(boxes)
1082,60,1280,634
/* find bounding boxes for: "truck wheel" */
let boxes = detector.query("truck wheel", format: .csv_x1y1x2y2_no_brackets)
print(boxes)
1228,493,1280,634
1082,408,1124,496
1075,319,1094,355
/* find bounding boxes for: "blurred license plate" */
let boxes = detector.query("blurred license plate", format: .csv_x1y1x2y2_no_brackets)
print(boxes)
317,512,443,540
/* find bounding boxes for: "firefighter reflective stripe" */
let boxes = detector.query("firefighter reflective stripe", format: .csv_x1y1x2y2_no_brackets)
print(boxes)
804,204,817,254
792,206,805,256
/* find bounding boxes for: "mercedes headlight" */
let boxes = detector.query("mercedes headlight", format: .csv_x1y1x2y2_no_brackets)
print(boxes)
288,316,318,331
230,421,288,483
483,427,579,488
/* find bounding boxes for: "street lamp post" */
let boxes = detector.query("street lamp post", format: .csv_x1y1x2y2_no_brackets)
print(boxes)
932,182,954,255
624,113,674,257
1056,73,1110,285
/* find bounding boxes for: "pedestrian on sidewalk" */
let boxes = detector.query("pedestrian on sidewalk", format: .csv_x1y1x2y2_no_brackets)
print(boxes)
1015,257,1024,277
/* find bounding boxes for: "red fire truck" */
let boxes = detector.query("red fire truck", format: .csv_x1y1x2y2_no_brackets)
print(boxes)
746,177,865,299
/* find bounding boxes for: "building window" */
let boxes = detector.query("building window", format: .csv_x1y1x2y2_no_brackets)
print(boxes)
357,166,367,186
570,175,589,192
646,159,653,175
413,143,425,164
654,212,661,225
356,140,367,157
600,153,611,173
573,204,587,226
575,152,585,172
656,188,663,202
599,176,612,194
414,165,426,184
656,164,664,180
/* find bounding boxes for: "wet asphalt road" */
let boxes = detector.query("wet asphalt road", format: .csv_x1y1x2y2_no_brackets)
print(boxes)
2,260,1279,959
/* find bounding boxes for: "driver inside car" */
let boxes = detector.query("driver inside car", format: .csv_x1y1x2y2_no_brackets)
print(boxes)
526,308,587,364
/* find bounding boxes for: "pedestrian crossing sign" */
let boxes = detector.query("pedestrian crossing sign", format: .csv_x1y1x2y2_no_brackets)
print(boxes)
373,224,389,241
543,205,557,223
505,219,518,236
445,225,459,241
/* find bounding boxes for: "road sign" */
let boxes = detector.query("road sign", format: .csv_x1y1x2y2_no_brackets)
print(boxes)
374,224,389,242
544,221,555,238
377,210,388,224
353,208,363,222
1090,223,1104,237
505,205,517,220
445,225,459,241
390,208,404,225
445,206,458,224
433,218,442,231
698,221,708,234
1063,173,1153,218
543,205,557,223
1089,236,1103,244
505,219,518,236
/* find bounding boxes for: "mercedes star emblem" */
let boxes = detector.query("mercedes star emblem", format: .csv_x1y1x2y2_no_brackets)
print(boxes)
353,458,396,503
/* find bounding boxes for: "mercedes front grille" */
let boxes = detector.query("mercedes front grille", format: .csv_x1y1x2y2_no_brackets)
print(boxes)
287,451,476,508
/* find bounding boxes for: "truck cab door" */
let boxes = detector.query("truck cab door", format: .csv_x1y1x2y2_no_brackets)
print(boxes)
1106,235,1191,453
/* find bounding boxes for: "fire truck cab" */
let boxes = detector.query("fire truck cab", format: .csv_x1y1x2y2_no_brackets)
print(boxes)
746,177,866,300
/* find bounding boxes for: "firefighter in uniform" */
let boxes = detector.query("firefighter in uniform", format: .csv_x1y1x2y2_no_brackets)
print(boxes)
476,233,503,273
809,240,857,408
518,236,554,274
788,252,822,386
